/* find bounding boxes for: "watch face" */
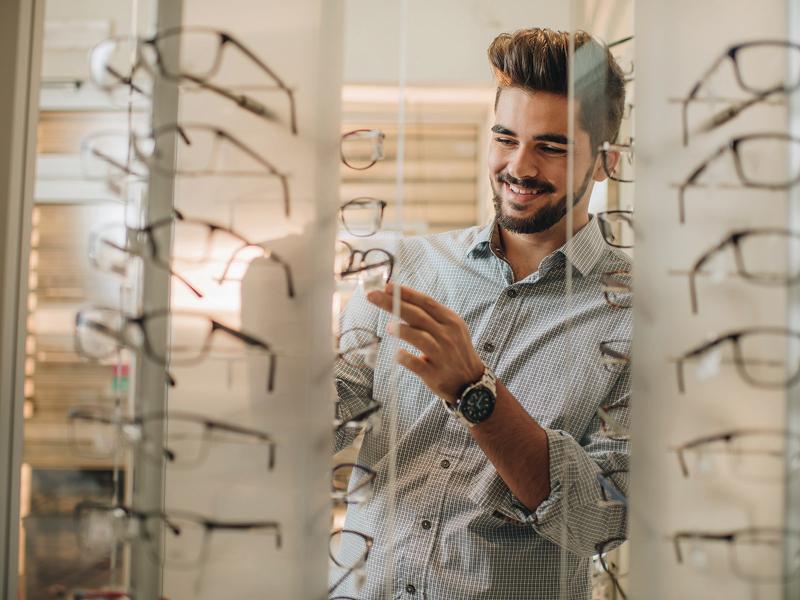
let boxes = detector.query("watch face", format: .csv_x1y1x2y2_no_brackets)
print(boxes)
461,386,495,423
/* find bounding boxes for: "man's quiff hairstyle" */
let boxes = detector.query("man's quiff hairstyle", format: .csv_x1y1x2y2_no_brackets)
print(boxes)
488,28,626,150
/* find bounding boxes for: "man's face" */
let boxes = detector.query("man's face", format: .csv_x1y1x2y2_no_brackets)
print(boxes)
488,87,607,235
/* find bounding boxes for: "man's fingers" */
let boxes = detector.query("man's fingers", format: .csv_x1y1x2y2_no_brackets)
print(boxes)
395,348,431,376
386,322,441,358
367,290,440,333
386,282,454,324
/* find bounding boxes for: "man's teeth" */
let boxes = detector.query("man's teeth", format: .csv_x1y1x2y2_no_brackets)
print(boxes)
508,183,543,196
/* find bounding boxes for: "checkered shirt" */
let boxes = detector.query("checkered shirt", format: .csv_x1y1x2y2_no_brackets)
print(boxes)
334,217,631,600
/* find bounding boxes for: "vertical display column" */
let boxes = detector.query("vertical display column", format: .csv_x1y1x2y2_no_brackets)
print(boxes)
631,1,792,599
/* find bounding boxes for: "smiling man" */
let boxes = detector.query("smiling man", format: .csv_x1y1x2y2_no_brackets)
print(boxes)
334,28,631,600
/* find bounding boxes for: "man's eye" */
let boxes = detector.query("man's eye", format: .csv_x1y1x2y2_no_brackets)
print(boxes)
494,137,516,146
541,145,567,155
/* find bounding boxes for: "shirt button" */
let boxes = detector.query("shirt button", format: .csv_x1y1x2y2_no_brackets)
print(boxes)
406,583,416,594
506,288,519,298
440,459,450,469
482,341,495,353
421,519,432,530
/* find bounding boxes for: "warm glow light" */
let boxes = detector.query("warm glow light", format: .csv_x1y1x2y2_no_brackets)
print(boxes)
342,84,495,105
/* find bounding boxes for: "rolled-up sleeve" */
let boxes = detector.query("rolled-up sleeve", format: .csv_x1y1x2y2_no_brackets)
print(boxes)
488,375,631,558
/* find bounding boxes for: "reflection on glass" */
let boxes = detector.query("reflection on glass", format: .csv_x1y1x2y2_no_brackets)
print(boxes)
597,397,630,442
328,528,373,594
595,537,628,600
336,327,380,369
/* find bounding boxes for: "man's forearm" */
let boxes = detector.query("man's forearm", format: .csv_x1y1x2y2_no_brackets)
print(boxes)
469,379,550,512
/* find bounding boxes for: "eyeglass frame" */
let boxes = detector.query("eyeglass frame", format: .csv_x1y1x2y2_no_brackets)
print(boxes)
680,40,800,146
672,427,797,478
676,133,800,224
595,537,628,600
338,197,388,237
671,527,800,581
598,139,634,183
74,500,282,569
336,240,395,283
675,326,800,393
328,528,374,594
74,307,278,392
331,462,377,505
340,128,386,170
687,228,800,314
90,27,298,134
91,208,296,299
66,405,276,470
600,270,633,309
596,210,634,249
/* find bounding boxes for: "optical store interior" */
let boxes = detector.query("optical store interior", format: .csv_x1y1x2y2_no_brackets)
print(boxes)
1,0,799,598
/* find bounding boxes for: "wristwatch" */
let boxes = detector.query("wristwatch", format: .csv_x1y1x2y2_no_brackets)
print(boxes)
443,363,497,428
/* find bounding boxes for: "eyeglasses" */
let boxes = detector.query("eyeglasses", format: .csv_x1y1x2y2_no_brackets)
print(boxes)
595,537,628,599
74,307,277,391
336,241,394,292
600,270,632,308
598,139,634,183
67,405,276,470
75,501,281,569
687,228,800,314
596,210,634,249
597,398,630,442
89,27,297,133
681,40,800,146
339,197,387,237
82,125,292,216
328,528,374,594
334,399,383,435
340,129,386,170
671,528,800,582
599,339,631,373
336,327,381,369
675,327,800,393
673,429,799,481
89,209,295,299
676,133,800,224
331,463,376,505
597,468,628,508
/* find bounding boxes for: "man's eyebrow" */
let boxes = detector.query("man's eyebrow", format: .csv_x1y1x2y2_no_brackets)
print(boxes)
490,126,571,145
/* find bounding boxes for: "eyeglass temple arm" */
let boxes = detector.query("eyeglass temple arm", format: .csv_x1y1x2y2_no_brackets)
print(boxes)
182,74,281,123
678,144,727,224
224,35,297,135
698,85,784,135
682,52,727,146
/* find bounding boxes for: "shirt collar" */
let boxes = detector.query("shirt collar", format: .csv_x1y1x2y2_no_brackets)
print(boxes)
466,216,607,277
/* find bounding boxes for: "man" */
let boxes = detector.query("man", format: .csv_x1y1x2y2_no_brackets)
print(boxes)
334,27,630,600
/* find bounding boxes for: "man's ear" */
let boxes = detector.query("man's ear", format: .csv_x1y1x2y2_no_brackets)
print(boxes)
592,149,619,182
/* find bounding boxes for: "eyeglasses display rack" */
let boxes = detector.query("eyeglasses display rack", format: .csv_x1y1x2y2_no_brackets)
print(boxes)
630,0,797,598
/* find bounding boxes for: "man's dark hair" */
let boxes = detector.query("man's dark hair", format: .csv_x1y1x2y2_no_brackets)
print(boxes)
488,28,626,150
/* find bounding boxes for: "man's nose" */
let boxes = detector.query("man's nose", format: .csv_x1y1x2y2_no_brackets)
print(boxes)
506,147,540,181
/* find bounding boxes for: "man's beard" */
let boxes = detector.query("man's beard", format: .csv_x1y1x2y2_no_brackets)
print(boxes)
492,167,594,234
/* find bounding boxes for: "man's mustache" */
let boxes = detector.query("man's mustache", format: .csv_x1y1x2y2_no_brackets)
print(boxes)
496,172,556,194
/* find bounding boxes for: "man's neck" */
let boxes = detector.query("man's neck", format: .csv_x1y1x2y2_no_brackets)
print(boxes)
497,212,590,281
